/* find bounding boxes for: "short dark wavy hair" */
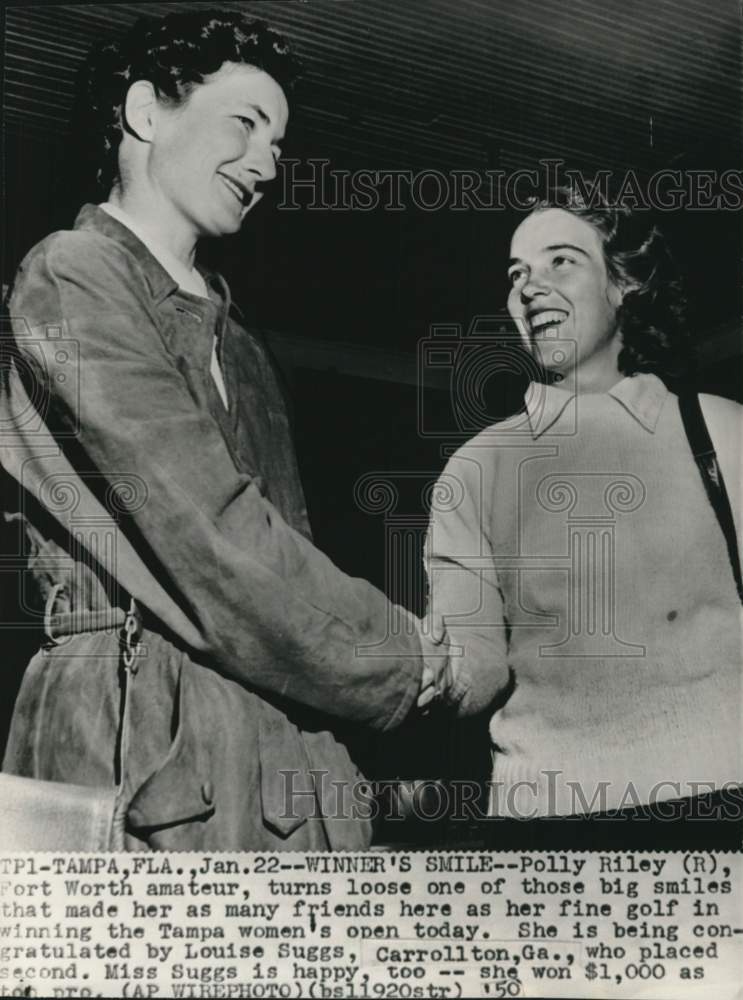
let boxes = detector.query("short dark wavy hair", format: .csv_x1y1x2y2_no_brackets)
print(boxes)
524,186,694,384
75,9,300,194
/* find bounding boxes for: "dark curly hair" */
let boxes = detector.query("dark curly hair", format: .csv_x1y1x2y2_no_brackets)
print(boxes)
75,9,301,195
524,186,694,384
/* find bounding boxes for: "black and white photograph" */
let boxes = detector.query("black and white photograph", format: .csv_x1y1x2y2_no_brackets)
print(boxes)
0,1,741,996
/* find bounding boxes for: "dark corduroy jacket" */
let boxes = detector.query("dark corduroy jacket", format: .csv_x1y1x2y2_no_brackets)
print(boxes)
1,205,423,850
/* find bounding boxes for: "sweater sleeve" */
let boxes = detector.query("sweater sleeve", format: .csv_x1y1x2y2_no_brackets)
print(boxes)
7,230,422,731
425,448,510,716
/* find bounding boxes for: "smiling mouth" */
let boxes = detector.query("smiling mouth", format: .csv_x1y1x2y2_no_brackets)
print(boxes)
218,173,252,207
528,310,568,338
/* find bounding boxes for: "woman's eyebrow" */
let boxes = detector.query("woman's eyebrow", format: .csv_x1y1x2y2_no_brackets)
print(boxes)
238,101,271,125
508,243,590,266
240,101,285,141
544,242,590,256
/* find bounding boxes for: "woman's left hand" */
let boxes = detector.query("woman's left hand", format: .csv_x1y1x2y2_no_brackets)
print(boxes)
417,615,452,710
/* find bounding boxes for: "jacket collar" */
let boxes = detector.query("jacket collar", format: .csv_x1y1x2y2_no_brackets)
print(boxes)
524,372,669,438
74,204,179,304
74,204,229,307
99,201,209,299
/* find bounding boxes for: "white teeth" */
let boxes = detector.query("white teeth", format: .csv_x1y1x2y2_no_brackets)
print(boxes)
220,175,245,203
529,310,567,336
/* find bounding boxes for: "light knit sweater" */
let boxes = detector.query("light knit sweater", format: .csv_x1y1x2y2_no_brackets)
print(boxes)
426,374,742,817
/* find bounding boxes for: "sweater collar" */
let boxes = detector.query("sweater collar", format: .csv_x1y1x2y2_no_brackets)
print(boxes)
524,373,669,438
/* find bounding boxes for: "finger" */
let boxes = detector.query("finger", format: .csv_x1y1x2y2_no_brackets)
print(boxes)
429,613,447,645
417,686,437,709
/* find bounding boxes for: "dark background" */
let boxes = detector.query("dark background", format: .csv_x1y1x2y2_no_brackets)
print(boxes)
2,1,741,828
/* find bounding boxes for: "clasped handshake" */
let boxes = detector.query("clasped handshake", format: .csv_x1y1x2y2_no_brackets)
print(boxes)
416,615,457,713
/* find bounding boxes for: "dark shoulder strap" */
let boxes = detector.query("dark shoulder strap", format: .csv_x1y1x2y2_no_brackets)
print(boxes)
679,391,743,603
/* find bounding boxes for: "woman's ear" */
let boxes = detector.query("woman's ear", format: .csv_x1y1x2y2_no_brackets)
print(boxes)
123,80,158,142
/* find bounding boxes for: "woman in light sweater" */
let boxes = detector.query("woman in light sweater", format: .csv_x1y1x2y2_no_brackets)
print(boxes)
427,188,742,849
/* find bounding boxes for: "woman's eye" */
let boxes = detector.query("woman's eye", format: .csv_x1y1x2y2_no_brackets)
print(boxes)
552,255,574,268
237,116,255,131
508,268,526,286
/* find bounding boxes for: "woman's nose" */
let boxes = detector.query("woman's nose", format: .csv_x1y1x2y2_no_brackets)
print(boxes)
245,143,277,184
521,273,550,301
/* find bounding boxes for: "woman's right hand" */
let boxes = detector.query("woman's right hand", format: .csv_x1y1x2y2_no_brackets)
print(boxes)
416,616,455,711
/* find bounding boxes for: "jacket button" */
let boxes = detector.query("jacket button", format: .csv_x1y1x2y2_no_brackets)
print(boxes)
201,782,214,805
667,610,678,621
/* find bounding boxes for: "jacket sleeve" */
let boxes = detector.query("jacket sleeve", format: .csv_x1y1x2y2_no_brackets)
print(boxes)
425,449,510,716
7,231,422,730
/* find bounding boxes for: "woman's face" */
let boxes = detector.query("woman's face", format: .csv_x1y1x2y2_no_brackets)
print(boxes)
507,208,624,382
144,61,289,239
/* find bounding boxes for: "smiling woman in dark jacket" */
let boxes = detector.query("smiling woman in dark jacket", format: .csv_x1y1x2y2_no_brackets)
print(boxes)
1,9,444,851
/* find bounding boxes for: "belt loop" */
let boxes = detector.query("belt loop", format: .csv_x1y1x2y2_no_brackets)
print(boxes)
120,597,143,674
43,582,65,644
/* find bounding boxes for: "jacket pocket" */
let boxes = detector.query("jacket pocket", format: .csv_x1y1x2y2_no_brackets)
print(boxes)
258,701,316,838
126,661,216,831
